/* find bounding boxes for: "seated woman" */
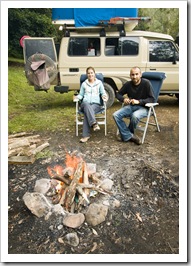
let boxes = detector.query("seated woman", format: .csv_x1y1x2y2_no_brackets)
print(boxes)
74,66,107,143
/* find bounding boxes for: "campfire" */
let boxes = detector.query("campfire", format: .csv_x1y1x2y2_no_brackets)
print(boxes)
46,151,94,212
23,150,114,228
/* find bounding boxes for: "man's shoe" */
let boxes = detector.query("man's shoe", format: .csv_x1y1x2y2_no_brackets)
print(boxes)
80,137,90,143
130,135,141,145
93,123,100,131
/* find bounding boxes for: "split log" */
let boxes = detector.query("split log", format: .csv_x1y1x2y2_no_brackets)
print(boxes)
27,142,50,156
8,147,24,157
8,156,35,164
77,183,113,195
8,132,28,138
8,138,31,150
61,161,83,211
79,162,90,205
8,135,41,143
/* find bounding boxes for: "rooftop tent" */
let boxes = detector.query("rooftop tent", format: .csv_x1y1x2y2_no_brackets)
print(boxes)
52,8,74,20
52,8,138,27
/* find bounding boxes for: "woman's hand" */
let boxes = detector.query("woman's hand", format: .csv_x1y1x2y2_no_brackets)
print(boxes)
102,95,108,102
73,95,79,102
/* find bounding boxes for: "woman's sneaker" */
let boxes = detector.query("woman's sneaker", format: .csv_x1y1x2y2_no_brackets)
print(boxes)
80,136,90,143
93,123,100,131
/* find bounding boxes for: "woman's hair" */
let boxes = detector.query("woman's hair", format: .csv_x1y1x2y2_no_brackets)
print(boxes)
86,66,95,74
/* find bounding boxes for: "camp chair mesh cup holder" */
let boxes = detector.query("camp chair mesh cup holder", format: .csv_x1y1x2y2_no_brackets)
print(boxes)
117,72,166,144
75,73,107,136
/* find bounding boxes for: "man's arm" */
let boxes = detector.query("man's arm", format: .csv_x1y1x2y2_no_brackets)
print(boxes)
115,82,129,103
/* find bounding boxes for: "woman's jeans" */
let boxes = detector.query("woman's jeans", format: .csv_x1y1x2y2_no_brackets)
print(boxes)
80,102,102,137
113,104,148,141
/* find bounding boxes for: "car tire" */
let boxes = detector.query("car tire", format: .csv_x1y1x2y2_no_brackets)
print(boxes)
104,82,115,108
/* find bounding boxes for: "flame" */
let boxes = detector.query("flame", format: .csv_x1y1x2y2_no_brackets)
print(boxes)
47,165,64,177
47,152,84,183
65,152,82,170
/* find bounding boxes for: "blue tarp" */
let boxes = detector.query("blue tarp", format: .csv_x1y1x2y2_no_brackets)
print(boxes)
52,8,138,27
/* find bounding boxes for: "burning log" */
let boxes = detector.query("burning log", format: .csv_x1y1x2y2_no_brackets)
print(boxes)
61,161,84,212
50,174,71,186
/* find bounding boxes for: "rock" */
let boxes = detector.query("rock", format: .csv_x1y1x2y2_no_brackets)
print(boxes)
85,203,108,226
34,178,51,195
111,199,121,208
86,163,96,175
64,232,79,247
23,192,52,218
100,178,113,191
63,213,85,228
52,204,66,216
102,200,110,206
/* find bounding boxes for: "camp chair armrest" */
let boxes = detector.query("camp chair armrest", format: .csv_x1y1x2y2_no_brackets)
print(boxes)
145,103,159,107
73,97,79,102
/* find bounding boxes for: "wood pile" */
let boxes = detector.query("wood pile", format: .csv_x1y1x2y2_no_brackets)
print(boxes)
8,132,50,164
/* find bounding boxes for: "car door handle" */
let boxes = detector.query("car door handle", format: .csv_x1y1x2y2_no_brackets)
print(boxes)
149,68,156,71
69,68,79,72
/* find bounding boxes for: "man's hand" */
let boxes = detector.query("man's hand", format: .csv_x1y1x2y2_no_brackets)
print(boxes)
130,99,140,105
123,98,131,105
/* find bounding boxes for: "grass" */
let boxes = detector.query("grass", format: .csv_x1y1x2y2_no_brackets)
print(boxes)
8,63,76,134
8,59,121,135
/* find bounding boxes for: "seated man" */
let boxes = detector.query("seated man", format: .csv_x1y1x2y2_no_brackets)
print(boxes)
113,66,155,145
74,66,107,143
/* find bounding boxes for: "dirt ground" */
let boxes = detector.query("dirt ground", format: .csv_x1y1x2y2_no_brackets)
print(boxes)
8,95,179,257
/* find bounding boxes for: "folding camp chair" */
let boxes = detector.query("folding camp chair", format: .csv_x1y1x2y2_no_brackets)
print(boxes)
75,73,107,136
117,72,166,144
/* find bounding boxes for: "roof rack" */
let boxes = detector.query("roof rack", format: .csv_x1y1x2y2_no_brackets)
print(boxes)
56,16,151,37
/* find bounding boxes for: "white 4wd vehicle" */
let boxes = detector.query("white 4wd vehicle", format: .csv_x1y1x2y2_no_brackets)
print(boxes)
23,28,179,108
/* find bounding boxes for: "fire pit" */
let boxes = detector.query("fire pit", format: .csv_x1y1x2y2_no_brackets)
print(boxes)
23,150,115,228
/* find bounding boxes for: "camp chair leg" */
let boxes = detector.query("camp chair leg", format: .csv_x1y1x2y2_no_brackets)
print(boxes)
152,106,160,132
76,122,78,136
141,107,152,144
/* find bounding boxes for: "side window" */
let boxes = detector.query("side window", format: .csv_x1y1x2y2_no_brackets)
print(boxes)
105,37,139,56
68,38,100,56
149,41,179,62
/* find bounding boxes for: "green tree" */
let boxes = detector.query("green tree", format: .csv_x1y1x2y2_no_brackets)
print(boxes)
137,8,179,39
8,8,58,58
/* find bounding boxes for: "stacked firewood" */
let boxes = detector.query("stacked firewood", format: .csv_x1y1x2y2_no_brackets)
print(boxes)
8,132,49,164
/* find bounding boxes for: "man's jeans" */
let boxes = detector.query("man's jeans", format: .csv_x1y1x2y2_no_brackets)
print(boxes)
113,104,148,141
80,102,102,137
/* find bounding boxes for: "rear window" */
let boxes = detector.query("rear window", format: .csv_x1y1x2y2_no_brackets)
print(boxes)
24,39,57,62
